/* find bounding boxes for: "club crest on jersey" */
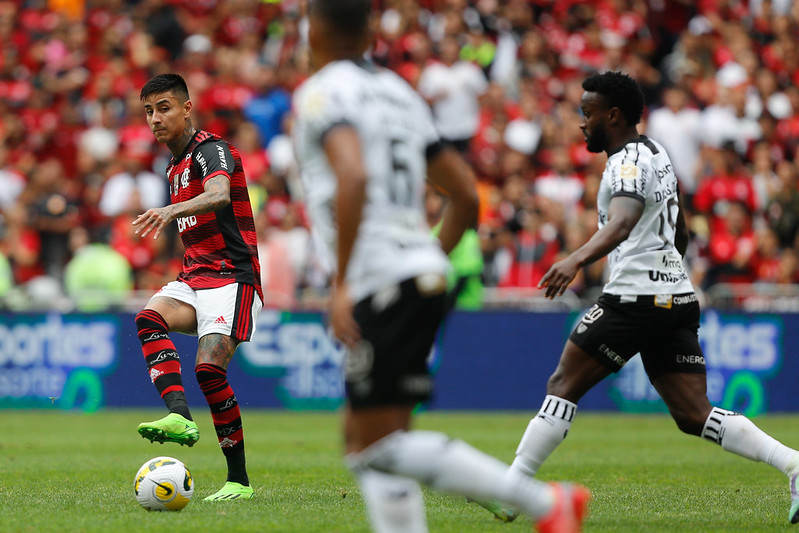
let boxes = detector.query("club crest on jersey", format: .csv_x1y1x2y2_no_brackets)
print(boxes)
173,167,190,196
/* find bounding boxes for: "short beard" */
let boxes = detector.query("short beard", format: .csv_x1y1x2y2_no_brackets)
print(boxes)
585,126,608,153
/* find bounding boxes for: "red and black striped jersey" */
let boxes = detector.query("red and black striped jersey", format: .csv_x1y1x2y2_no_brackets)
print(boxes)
166,130,263,303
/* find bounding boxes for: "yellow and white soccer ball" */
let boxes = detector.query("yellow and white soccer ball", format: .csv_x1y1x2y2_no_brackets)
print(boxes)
134,456,194,511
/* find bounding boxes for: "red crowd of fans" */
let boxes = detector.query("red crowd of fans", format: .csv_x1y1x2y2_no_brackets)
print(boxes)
1,0,799,309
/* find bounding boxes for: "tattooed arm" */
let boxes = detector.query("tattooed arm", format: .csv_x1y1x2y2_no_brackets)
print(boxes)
133,174,231,240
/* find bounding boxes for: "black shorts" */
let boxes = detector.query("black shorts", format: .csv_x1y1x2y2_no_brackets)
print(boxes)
568,293,705,380
345,275,447,409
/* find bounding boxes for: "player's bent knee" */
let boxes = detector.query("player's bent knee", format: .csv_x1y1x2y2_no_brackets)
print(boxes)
135,309,168,335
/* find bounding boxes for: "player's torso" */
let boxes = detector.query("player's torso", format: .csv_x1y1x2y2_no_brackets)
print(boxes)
597,136,693,295
294,61,448,301
165,131,261,294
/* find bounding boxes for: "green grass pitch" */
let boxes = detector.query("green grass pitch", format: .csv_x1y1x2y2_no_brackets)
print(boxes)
1,409,798,532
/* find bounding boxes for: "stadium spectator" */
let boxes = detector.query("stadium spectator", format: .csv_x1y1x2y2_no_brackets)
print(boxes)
645,84,703,194
64,225,133,311
534,145,583,211
242,63,291,148
99,146,166,218
418,34,488,154
766,159,799,249
255,208,296,310
26,158,81,281
706,200,757,285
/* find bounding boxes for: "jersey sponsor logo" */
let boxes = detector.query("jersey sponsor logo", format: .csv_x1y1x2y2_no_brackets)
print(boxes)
196,150,208,175
653,164,673,180
653,184,677,203
176,215,197,233
599,343,626,367
654,294,673,308
216,145,228,171
673,294,698,305
648,270,688,283
660,254,682,270
619,163,639,179
676,354,705,365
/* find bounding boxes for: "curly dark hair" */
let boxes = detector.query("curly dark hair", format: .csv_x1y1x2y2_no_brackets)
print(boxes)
582,71,645,126
140,73,190,102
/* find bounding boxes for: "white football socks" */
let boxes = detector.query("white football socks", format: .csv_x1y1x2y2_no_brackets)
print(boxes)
351,467,428,533
509,394,576,478
701,406,798,474
354,429,555,519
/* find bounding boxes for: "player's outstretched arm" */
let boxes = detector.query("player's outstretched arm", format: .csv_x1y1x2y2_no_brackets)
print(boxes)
539,195,643,299
426,147,479,255
133,175,231,239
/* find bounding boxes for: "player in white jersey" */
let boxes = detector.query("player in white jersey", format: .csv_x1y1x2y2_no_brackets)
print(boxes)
480,71,799,525
293,1,589,532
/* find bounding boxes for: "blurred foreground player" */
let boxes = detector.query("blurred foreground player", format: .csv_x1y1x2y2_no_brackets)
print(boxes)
292,1,589,531
134,73,263,501
482,71,799,525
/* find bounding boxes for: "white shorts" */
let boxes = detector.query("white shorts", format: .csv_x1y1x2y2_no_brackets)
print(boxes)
153,281,263,341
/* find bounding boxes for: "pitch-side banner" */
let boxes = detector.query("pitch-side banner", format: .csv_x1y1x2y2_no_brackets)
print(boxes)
0,309,794,415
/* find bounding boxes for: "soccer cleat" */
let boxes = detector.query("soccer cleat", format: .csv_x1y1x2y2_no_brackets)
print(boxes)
468,497,518,522
204,481,254,501
137,412,200,447
535,483,591,533
788,454,799,523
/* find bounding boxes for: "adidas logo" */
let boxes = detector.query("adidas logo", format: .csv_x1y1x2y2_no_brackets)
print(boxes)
219,437,238,448
214,316,227,324
149,368,164,382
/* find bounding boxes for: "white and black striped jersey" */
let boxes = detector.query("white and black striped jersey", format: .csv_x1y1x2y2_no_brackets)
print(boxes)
598,135,694,295
292,59,450,303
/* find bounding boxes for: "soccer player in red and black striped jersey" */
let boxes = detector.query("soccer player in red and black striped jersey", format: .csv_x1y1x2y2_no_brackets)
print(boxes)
133,73,263,502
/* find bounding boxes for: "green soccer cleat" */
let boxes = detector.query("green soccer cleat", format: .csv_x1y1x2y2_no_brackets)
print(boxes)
204,481,254,501
137,412,199,447
468,497,518,523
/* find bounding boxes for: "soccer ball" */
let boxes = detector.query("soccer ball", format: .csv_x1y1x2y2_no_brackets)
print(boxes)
134,456,194,511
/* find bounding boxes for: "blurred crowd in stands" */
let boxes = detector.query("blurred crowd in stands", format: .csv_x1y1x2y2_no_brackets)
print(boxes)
1,0,799,311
